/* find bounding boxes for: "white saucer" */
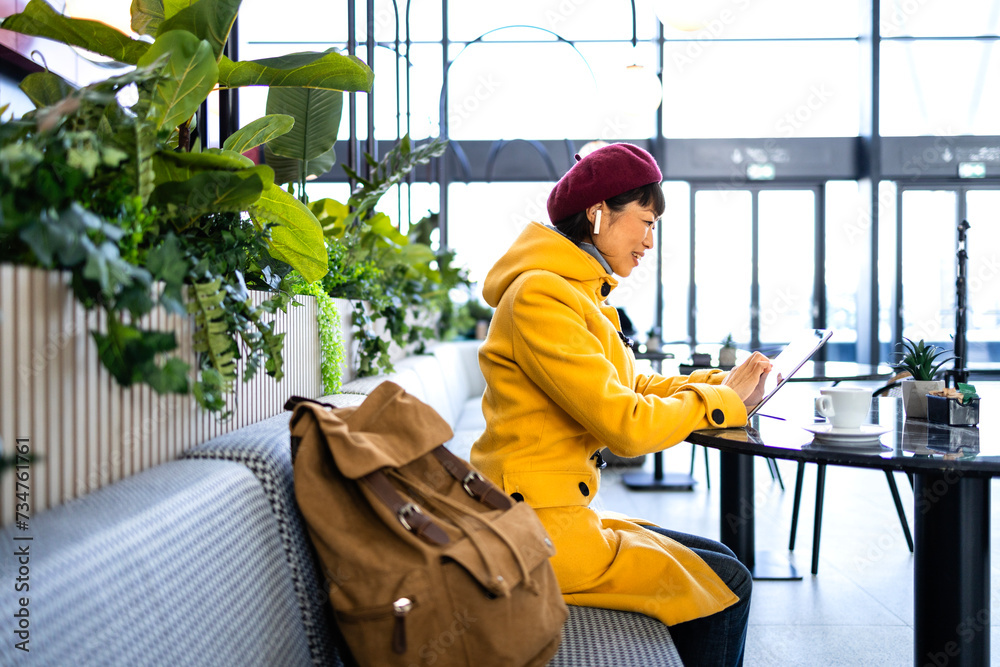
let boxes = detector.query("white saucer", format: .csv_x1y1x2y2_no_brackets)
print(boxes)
802,423,891,444
803,440,891,454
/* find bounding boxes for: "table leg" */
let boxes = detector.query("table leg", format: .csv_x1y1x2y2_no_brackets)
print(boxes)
913,473,990,667
719,451,801,580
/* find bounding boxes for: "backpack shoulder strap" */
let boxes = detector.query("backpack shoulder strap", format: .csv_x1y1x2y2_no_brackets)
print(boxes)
431,447,513,511
362,470,451,546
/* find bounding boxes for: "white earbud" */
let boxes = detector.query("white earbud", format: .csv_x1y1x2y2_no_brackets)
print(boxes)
593,209,602,235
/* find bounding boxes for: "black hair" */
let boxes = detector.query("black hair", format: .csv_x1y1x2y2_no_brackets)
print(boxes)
552,182,666,244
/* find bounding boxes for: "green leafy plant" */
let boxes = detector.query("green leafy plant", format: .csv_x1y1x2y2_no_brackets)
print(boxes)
0,0,373,410
302,136,472,376
893,337,954,381
449,296,493,340
300,281,345,395
722,333,736,349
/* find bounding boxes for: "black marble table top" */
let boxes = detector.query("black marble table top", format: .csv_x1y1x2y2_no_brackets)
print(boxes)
686,382,1000,476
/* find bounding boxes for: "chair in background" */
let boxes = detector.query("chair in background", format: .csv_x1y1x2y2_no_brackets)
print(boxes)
787,374,913,575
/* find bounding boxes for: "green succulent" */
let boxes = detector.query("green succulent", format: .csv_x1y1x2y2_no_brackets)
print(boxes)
893,337,954,381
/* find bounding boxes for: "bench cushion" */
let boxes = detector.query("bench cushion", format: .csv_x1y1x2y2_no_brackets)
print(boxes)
0,459,313,667
182,394,366,667
552,606,685,666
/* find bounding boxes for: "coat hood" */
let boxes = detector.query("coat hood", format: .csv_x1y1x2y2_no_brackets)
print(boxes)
482,222,618,307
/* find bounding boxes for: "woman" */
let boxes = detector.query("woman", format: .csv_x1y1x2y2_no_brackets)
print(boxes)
470,143,771,667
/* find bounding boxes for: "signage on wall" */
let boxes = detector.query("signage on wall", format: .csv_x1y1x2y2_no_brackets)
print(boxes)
958,162,987,179
746,162,776,180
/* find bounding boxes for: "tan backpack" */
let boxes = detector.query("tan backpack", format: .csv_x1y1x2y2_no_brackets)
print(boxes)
288,382,568,666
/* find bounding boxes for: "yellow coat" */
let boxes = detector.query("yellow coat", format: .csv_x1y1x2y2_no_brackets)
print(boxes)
471,222,748,626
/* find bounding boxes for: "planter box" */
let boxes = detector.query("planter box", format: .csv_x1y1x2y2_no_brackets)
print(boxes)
927,395,980,427
900,379,944,419
0,265,326,524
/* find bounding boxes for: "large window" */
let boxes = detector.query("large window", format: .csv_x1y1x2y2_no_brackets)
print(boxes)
226,0,1000,364
965,191,1000,361
881,41,1000,136
693,189,752,345
661,42,861,139
880,0,1000,136
899,190,957,345
893,187,1000,363
758,190,815,343
692,188,818,350
825,181,864,359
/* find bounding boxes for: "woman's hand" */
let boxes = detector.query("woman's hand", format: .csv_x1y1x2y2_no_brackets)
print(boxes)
721,351,773,408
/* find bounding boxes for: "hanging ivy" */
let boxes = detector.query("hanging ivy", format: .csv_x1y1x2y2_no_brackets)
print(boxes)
300,281,345,395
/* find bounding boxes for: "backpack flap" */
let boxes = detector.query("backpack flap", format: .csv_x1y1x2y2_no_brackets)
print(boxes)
442,501,557,598
290,381,454,479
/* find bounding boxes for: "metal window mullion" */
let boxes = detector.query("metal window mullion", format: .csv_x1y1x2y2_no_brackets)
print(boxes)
438,0,450,251
366,0,377,172
957,187,968,365
347,1,358,187
688,186,698,349
894,186,904,355
814,184,827,360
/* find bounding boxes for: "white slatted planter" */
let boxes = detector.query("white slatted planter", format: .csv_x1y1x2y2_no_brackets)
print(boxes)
0,265,335,524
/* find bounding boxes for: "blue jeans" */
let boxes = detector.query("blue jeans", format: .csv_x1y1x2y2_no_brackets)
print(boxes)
644,526,752,667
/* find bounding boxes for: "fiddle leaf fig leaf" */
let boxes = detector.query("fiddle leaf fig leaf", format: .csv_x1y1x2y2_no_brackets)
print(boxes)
264,143,337,186
149,165,271,222
367,212,408,248
154,147,255,178
19,71,76,109
249,183,328,283
130,0,194,37
223,114,295,154
130,0,164,37
157,0,241,61
218,49,374,92
310,197,350,238
1,0,149,65
266,87,342,161
138,30,219,132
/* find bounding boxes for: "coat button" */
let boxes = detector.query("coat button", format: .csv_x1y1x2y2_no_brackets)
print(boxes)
600,283,610,297
578,482,590,497
511,492,524,502
712,409,725,424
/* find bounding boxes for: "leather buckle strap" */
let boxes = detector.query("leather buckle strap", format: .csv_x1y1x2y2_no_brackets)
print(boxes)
397,503,425,532
462,470,485,497
433,447,512,511
362,471,450,546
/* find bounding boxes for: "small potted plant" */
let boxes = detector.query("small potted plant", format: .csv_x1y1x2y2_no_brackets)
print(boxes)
646,326,662,353
719,333,737,368
893,338,954,419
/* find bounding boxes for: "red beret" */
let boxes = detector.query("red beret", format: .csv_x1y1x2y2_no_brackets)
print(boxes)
546,143,662,223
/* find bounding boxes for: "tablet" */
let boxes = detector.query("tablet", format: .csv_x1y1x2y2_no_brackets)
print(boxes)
746,329,833,418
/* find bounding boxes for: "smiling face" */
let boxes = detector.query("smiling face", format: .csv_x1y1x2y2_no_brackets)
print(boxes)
587,201,658,277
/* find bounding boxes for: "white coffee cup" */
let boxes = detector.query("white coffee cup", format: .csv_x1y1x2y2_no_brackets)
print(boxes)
814,387,872,430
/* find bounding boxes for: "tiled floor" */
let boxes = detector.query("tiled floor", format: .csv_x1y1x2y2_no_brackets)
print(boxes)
596,440,1000,666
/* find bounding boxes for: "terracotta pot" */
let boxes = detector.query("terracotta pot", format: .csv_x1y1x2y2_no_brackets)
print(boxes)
900,379,944,419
